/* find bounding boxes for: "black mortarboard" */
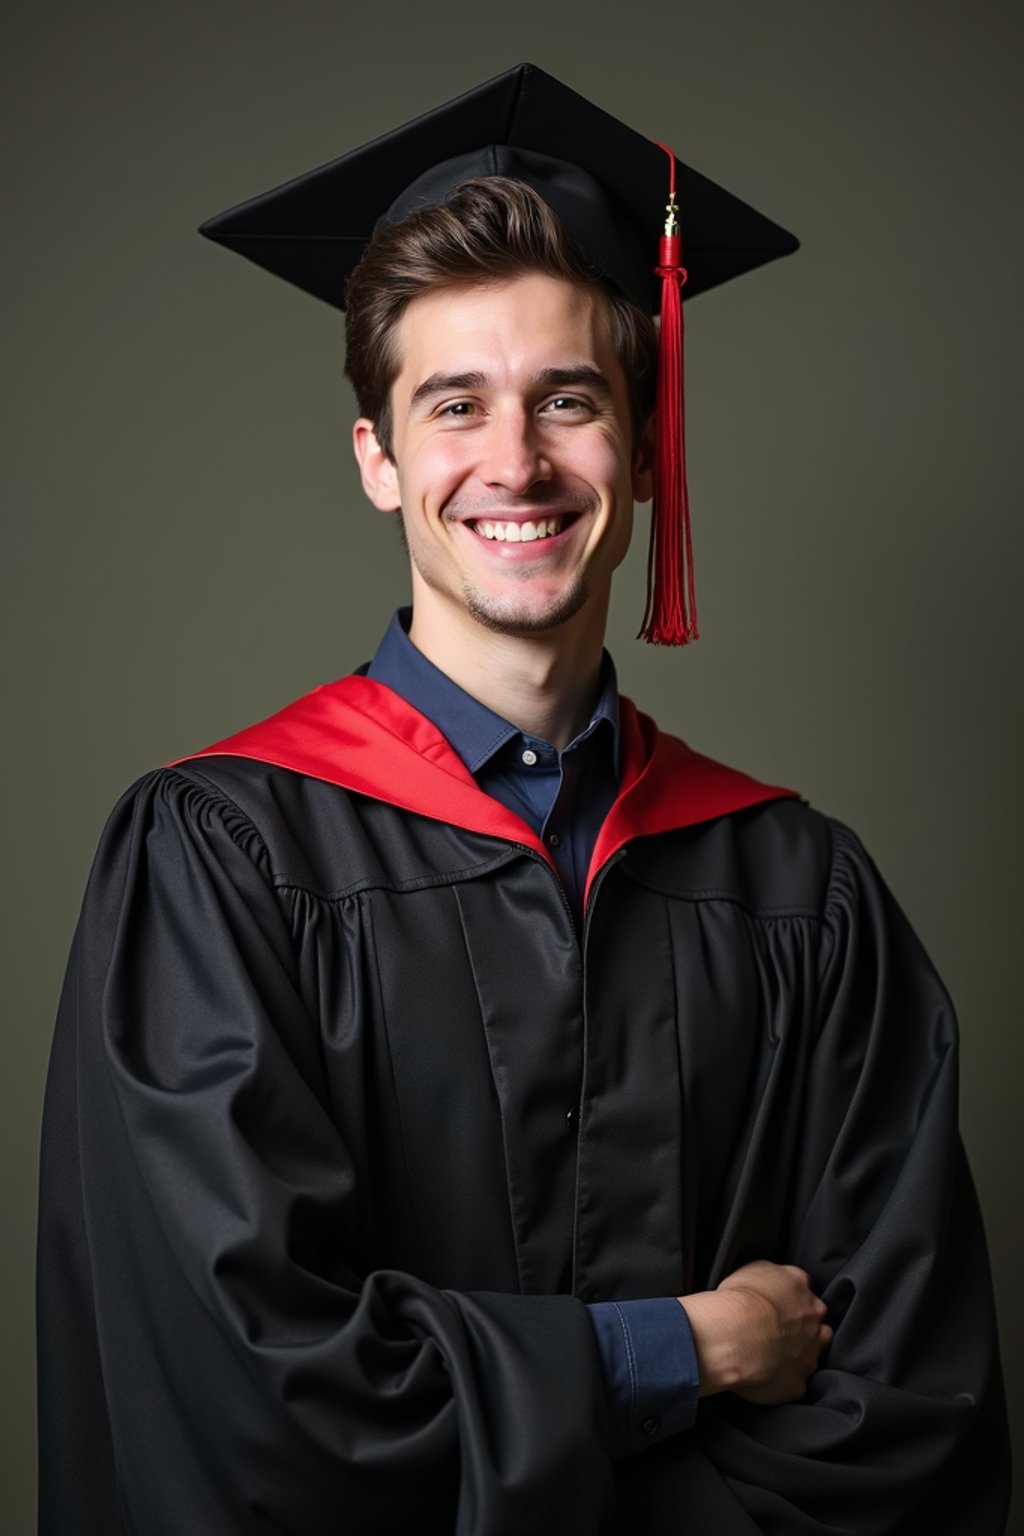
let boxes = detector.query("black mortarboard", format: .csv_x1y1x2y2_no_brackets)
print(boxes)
200,64,799,644
200,62,797,314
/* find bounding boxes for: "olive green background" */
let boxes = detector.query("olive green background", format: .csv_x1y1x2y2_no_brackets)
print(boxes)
4,1,1021,1529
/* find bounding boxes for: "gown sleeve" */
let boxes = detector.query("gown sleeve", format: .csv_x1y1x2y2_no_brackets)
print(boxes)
36,768,612,1536
619,818,1009,1535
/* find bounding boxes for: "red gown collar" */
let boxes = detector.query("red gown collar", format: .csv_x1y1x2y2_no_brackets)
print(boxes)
172,674,798,905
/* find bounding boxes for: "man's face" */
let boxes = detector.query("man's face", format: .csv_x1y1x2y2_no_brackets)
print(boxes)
355,273,651,645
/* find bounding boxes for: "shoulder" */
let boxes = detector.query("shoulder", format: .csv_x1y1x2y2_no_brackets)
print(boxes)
628,706,900,918
106,672,383,884
89,763,276,896
104,753,491,903
625,776,883,924
102,755,375,900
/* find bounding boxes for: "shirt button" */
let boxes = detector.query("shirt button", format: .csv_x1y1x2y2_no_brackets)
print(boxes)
565,1108,575,1128
548,832,561,848
641,1415,660,1438
521,748,538,766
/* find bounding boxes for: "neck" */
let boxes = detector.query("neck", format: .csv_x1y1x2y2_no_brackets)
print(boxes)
408,595,609,750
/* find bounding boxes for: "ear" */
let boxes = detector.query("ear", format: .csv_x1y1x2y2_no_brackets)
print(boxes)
631,413,655,504
352,419,401,512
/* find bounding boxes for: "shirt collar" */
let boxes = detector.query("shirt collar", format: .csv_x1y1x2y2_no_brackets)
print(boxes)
367,607,619,775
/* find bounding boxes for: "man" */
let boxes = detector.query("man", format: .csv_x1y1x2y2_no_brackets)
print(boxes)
37,64,1009,1534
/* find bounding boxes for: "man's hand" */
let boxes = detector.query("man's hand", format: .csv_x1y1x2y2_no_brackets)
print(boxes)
680,1260,832,1405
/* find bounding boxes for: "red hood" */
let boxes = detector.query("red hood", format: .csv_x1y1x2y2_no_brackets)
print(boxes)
172,674,798,904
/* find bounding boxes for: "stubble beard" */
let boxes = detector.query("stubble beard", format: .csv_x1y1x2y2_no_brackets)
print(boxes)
460,571,592,637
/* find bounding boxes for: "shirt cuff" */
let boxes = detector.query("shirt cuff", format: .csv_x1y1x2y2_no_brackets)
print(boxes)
587,1297,700,1459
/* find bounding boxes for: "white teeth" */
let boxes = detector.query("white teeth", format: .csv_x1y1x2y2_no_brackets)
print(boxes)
473,517,566,542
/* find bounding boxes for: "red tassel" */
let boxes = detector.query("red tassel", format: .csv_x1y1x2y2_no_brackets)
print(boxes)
639,143,698,646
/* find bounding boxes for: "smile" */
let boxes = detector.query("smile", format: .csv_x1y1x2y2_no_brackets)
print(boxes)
468,514,580,543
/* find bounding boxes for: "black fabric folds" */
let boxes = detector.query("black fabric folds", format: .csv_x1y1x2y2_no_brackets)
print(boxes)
37,757,1009,1534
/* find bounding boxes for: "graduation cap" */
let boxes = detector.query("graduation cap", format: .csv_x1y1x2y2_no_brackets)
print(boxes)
201,63,798,645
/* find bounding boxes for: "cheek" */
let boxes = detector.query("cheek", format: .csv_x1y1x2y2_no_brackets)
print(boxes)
577,429,633,495
406,437,478,507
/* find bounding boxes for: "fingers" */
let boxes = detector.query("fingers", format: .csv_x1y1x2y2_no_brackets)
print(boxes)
722,1260,823,1301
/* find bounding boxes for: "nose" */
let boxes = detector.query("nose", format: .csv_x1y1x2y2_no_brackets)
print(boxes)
478,407,553,495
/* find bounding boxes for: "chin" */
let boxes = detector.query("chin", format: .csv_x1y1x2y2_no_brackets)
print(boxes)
462,577,591,637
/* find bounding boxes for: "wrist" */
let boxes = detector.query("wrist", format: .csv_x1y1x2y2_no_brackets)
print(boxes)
677,1291,752,1397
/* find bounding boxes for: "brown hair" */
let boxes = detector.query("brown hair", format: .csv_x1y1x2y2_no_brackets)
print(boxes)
344,176,657,459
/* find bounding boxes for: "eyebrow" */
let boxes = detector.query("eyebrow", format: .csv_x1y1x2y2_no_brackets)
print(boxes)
407,365,614,415
408,371,489,413
532,366,614,398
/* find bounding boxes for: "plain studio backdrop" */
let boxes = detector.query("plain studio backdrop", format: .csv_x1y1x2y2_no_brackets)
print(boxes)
4,2,1021,1530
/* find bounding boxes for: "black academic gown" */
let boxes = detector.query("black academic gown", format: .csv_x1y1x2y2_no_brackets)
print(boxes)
37,677,1010,1535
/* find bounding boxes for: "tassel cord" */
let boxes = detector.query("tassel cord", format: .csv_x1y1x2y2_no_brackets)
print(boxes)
639,145,699,646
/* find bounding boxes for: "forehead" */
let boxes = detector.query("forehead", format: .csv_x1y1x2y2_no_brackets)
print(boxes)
393,273,616,376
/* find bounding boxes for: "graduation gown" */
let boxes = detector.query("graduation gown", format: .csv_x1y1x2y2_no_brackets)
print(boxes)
37,676,1009,1535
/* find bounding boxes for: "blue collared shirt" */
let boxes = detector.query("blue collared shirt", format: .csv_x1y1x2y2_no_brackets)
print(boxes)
368,608,618,920
367,610,700,1457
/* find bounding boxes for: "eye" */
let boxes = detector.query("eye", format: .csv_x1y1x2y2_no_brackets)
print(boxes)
439,400,478,418
541,395,591,416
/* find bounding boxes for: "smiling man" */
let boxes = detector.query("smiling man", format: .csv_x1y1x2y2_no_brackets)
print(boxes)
363,279,634,637
38,65,1008,1536
354,271,641,744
